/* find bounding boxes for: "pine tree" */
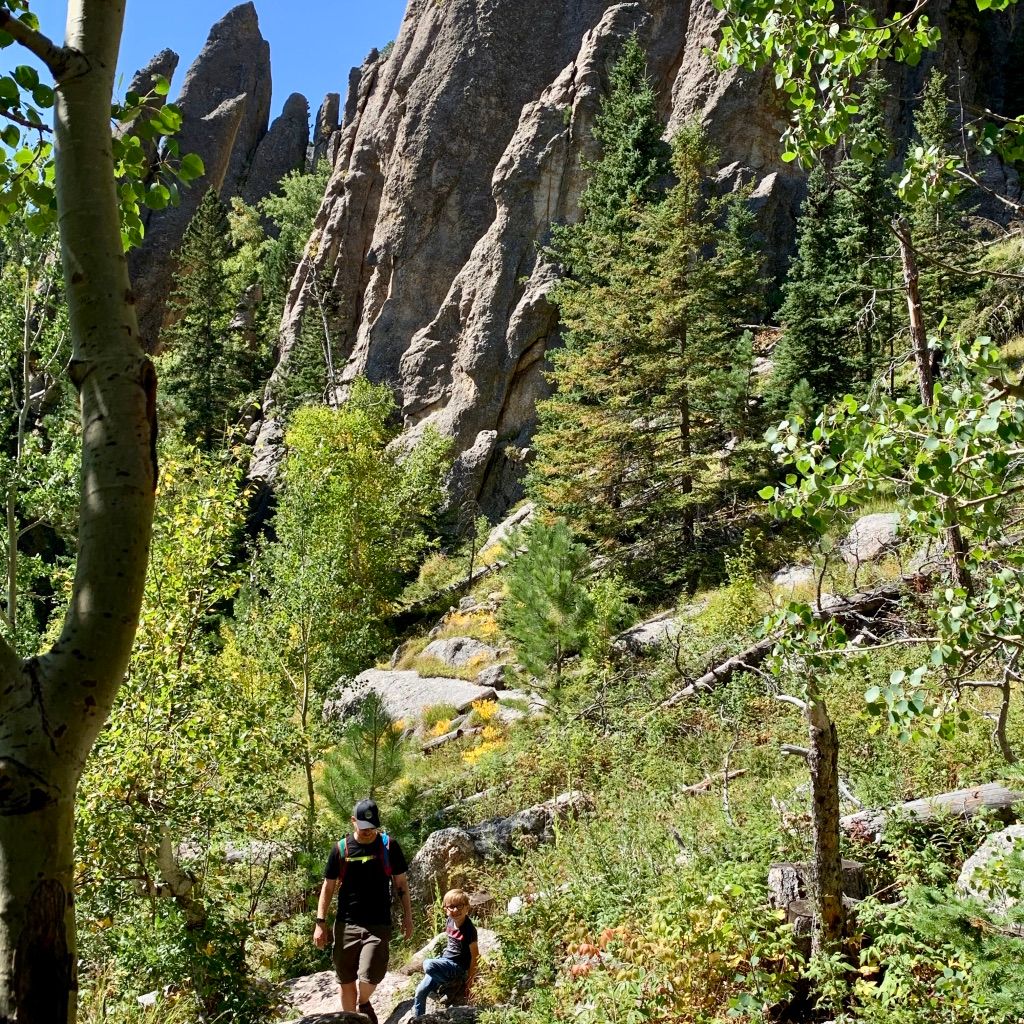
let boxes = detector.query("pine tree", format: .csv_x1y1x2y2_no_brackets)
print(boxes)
320,691,407,813
274,272,345,418
765,164,857,415
532,122,764,590
160,189,250,449
548,33,670,282
767,76,897,417
499,519,594,688
908,68,979,338
836,73,898,384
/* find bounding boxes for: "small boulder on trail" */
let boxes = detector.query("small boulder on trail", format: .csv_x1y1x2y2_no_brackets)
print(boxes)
282,969,414,1023
284,1014,370,1024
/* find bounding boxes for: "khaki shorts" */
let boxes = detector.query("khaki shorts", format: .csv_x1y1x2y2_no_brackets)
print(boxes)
333,922,391,985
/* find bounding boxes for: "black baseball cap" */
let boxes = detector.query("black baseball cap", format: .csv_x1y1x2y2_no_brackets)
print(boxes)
353,798,381,830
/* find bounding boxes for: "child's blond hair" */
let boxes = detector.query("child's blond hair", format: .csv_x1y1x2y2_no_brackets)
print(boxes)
443,888,469,909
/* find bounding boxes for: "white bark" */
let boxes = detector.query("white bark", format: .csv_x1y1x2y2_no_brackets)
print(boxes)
0,3,156,1021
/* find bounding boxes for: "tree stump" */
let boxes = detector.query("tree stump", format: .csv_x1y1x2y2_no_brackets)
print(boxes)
767,859,868,910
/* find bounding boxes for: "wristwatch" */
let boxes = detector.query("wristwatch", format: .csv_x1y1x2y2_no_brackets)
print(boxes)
315,917,327,925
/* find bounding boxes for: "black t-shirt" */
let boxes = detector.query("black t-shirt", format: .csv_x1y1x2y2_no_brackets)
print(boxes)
442,914,478,971
324,834,408,929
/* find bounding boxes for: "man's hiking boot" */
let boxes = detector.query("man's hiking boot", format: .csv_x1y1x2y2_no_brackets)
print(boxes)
358,1002,378,1024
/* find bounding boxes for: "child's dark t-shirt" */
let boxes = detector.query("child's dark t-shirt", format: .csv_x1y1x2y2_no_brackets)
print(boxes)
442,914,478,971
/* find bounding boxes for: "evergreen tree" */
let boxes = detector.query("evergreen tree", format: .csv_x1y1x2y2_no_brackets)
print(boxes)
836,73,898,385
318,689,417,847
499,519,594,687
767,76,897,416
274,272,346,417
532,122,764,590
159,189,250,449
260,165,332,309
319,692,408,832
548,33,671,281
765,164,857,415
908,68,979,338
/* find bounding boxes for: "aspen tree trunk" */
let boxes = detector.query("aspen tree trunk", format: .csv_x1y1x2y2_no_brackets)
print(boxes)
301,653,316,854
0,3,156,1021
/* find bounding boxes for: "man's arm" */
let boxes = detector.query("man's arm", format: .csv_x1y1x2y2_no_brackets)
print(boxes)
392,871,414,941
313,878,337,949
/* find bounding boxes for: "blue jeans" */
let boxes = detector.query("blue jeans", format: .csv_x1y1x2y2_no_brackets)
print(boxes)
413,956,466,1016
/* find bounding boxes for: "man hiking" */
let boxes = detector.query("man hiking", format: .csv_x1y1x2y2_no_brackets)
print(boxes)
313,798,414,1022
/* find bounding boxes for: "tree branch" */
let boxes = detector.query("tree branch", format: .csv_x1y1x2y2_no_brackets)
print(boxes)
781,743,810,758
919,250,1024,284
776,694,809,713
0,106,52,134
0,11,82,81
678,768,747,796
653,577,913,715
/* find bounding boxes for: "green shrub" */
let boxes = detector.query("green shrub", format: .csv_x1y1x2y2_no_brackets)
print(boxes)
852,886,1024,1023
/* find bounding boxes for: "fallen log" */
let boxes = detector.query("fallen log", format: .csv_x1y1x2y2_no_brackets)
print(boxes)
679,769,748,796
841,782,1024,840
656,578,912,712
421,726,483,755
659,637,776,711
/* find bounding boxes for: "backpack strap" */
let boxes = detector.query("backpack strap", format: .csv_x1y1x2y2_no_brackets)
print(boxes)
337,834,391,885
337,838,348,886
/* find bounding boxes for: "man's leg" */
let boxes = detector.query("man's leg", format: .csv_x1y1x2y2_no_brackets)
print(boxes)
340,982,358,1012
334,924,363,1012
355,926,390,1023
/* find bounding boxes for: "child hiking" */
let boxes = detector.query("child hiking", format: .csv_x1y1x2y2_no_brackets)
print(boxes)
412,888,479,1018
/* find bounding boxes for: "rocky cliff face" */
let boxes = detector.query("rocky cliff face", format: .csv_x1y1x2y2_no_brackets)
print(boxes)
253,0,1023,516
129,2,310,350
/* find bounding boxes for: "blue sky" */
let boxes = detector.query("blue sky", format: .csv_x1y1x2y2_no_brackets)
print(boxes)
7,1,407,118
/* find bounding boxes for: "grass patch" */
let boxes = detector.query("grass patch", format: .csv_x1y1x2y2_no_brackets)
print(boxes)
420,703,460,733
410,653,491,682
1001,333,1024,371
392,636,431,671
434,608,503,643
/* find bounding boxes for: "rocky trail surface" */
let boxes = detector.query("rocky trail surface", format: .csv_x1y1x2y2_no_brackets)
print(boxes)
280,928,501,1023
